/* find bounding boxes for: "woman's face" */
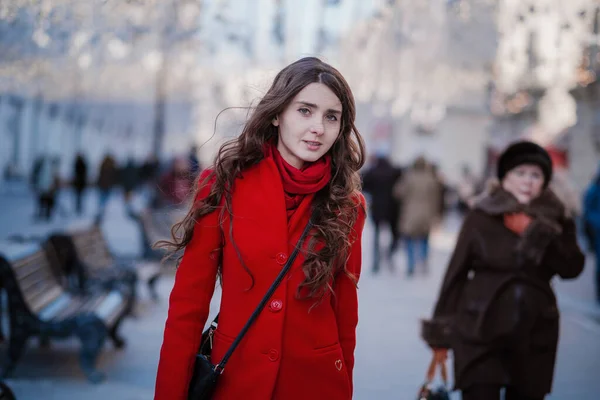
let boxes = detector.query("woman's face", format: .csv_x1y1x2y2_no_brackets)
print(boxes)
502,163,545,204
274,82,342,169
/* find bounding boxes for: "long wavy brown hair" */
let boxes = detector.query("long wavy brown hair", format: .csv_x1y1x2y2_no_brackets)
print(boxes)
158,57,366,300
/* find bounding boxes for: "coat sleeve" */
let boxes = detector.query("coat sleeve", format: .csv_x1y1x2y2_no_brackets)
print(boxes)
332,193,366,394
154,171,221,400
422,211,475,349
540,217,585,279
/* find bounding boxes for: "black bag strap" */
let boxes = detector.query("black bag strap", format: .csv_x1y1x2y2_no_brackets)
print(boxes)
214,217,313,372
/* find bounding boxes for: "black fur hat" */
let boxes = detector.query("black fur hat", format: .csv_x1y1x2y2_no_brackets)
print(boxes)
497,141,553,187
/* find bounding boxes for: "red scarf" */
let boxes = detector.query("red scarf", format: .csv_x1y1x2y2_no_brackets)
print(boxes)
265,142,332,218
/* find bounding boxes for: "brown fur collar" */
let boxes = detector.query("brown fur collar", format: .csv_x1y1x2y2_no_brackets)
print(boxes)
474,181,565,222
475,182,566,265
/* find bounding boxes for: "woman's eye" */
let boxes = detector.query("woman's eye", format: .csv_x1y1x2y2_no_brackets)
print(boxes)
298,108,310,115
326,114,338,122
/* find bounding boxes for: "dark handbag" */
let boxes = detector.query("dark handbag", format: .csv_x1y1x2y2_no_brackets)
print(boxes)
187,218,314,400
416,355,450,400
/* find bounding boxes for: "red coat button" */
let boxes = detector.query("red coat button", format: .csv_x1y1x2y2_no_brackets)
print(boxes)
269,299,283,312
275,252,288,265
268,349,279,362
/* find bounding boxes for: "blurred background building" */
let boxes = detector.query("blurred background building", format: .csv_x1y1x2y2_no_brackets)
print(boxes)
1,0,599,192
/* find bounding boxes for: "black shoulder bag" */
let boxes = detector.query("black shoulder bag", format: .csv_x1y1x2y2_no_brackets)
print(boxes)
187,218,314,400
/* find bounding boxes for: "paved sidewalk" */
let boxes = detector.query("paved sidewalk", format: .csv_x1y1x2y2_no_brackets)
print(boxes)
0,190,599,399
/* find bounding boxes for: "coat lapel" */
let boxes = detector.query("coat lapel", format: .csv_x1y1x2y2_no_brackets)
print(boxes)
231,157,316,256
287,194,314,235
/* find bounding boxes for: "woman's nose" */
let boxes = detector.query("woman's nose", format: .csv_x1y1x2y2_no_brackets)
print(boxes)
310,122,324,135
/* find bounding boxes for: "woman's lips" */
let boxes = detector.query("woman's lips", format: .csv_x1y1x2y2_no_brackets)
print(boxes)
303,140,322,150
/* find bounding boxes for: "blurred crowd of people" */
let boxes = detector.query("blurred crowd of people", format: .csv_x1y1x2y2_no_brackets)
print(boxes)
362,153,446,276
363,149,600,305
28,145,202,224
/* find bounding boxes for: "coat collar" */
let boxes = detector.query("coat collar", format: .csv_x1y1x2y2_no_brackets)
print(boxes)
475,185,565,222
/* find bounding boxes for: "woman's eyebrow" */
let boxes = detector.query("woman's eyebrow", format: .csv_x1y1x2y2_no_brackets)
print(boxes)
296,101,342,114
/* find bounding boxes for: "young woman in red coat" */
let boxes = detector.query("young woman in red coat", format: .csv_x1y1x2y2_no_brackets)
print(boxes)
154,57,366,400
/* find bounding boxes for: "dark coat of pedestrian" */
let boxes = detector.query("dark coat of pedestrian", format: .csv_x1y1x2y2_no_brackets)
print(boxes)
97,155,117,191
73,153,88,215
423,141,585,400
120,158,139,194
73,154,88,191
362,156,402,223
362,155,402,272
140,155,160,185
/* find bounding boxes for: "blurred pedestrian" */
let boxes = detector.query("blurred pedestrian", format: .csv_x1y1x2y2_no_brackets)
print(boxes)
457,164,478,213
188,144,201,178
423,141,584,400
30,156,44,219
140,154,160,186
430,163,448,221
140,154,161,207
156,156,192,207
583,168,600,303
95,154,117,224
154,57,366,400
393,156,441,276
120,157,139,216
72,153,88,215
362,152,402,274
33,156,61,221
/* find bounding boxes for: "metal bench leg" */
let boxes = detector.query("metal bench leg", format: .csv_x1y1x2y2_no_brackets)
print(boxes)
1,335,28,378
124,272,138,318
148,274,160,302
75,315,107,384
108,320,126,349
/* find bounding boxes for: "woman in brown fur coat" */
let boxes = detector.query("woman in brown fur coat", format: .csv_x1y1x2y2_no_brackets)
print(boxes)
423,141,585,400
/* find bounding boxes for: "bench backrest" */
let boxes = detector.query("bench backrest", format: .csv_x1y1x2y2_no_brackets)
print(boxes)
3,246,65,315
69,226,114,272
139,210,174,244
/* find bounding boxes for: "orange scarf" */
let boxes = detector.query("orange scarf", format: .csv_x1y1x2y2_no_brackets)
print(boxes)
503,212,532,235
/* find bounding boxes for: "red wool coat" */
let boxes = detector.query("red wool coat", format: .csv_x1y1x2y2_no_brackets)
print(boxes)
154,158,366,400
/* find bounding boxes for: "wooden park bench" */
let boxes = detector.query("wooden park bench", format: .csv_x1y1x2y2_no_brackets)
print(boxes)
135,208,178,262
0,243,130,383
47,225,162,301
